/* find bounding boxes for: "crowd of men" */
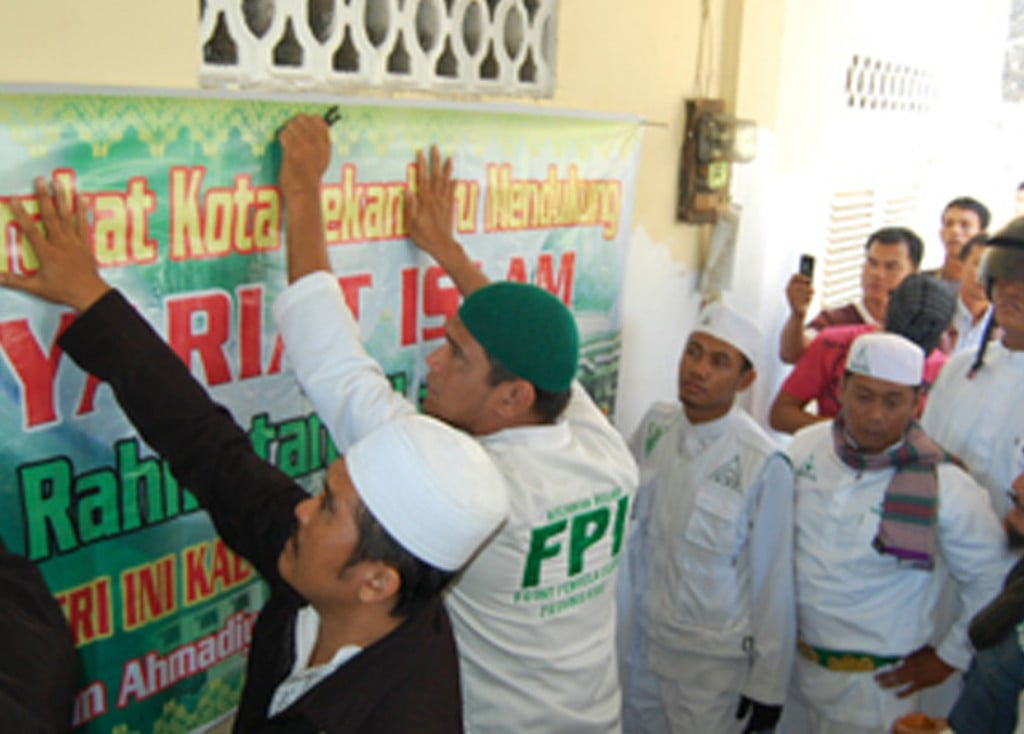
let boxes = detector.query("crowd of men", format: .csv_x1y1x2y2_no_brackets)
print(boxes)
0,114,1022,734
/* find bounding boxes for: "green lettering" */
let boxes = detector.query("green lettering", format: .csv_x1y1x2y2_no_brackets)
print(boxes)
19,457,78,561
387,371,408,394
117,438,164,530
277,418,309,478
326,435,341,464
76,468,120,544
182,486,200,512
611,494,629,556
306,413,324,471
569,507,610,576
521,519,567,588
248,413,276,461
164,465,181,515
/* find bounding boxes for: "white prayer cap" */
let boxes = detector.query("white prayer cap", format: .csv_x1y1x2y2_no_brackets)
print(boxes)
346,414,509,571
845,332,924,387
692,301,762,370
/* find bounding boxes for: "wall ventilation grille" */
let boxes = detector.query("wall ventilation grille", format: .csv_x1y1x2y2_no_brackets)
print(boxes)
844,55,934,112
199,0,558,96
822,185,923,309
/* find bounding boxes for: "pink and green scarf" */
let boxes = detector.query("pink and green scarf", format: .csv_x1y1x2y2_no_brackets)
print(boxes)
832,414,960,571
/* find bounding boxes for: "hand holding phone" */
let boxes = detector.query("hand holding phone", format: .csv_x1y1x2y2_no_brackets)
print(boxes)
799,254,815,279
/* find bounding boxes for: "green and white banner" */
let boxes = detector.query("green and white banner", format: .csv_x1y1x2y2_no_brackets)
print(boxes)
0,90,641,732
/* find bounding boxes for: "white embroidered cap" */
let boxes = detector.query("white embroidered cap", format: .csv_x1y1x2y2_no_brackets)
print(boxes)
346,414,509,571
845,331,925,387
693,301,762,371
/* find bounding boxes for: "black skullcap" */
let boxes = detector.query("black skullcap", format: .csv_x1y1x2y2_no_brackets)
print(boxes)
884,273,956,354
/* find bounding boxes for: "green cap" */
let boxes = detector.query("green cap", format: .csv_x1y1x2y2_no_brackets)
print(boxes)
458,282,579,392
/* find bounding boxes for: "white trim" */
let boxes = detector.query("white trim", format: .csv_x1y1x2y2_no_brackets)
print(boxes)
0,83,638,125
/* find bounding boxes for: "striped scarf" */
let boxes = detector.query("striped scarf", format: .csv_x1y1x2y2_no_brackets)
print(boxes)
831,414,958,571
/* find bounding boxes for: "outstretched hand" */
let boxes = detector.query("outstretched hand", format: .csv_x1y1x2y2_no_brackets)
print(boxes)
786,273,813,316
0,177,109,311
403,146,488,295
278,113,331,197
406,145,457,259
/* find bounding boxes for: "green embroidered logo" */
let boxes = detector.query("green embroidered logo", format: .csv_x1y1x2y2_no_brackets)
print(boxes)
848,344,871,374
644,423,667,457
796,454,816,481
710,455,742,491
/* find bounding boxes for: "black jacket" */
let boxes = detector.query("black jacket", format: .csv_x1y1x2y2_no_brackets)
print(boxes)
59,290,463,734
0,539,79,734
969,553,1024,650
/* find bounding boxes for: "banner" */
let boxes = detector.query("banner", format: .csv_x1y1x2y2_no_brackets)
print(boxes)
0,90,641,732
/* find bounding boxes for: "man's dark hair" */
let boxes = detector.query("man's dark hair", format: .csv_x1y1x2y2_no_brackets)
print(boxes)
346,503,456,618
486,352,572,424
958,233,989,262
865,227,924,268
944,197,991,230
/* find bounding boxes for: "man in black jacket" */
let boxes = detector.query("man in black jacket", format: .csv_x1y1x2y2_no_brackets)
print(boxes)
947,474,1024,734
0,538,79,733
0,177,508,733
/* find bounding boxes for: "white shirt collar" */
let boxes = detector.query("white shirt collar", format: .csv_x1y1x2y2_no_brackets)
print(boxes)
677,405,736,458
267,605,363,718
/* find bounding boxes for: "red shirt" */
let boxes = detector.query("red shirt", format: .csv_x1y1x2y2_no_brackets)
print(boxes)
781,324,948,417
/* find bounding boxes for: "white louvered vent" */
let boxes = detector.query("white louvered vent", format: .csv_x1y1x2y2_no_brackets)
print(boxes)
844,55,935,112
1004,0,1024,102
199,0,558,97
823,189,874,309
822,185,923,309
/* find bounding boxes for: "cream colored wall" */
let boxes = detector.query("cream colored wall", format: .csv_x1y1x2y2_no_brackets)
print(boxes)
0,2,197,89
0,1,715,267
553,0,721,266
0,0,733,433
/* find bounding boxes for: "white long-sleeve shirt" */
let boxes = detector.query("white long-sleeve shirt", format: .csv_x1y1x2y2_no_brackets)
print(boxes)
274,271,639,734
922,341,1024,517
619,402,795,706
948,299,993,355
787,421,1013,728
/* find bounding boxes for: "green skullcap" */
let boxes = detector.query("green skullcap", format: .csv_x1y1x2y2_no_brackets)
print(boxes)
458,282,579,392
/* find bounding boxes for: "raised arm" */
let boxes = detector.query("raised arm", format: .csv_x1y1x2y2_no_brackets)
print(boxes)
1,178,109,309
274,115,415,449
3,177,305,583
279,113,332,283
779,273,814,363
406,145,489,296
